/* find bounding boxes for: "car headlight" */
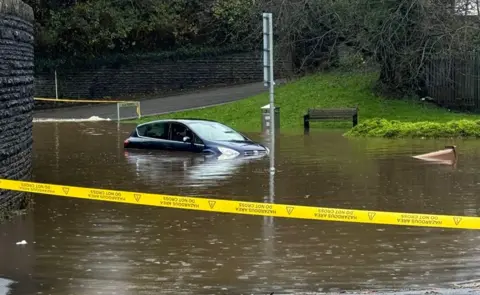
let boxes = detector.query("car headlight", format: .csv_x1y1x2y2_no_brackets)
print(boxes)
218,146,240,159
265,147,270,154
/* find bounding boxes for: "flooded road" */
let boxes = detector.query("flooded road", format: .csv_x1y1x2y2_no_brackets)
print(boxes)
1,121,480,294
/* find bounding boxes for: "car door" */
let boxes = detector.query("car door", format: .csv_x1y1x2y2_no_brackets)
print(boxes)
191,132,205,153
136,121,170,150
169,122,199,152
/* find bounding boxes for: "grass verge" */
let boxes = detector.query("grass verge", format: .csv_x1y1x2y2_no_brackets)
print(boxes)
128,71,480,135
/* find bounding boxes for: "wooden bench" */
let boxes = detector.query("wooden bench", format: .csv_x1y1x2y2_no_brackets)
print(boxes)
303,106,359,130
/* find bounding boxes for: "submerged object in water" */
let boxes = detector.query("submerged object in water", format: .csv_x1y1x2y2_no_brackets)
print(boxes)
412,145,457,165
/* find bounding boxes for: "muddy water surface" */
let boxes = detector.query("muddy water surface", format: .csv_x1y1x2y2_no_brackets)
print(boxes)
1,122,480,294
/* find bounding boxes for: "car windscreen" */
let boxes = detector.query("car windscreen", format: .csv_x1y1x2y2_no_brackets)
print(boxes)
187,122,246,141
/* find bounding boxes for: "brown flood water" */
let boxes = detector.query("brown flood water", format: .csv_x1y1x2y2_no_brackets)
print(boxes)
1,121,480,295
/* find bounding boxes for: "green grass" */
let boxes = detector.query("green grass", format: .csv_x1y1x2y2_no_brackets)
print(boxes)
128,71,480,133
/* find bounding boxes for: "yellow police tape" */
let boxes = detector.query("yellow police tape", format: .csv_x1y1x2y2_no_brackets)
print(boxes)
34,97,137,103
34,97,142,119
0,178,478,230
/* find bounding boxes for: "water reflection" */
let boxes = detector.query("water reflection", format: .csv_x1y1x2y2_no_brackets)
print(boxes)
260,163,276,288
123,149,267,188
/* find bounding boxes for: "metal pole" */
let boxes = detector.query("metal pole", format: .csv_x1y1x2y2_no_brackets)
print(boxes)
117,118,120,155
263,12,275,175
54,122,59,180
268,14,275,175
55,70,58,100
137,102,142,119
117,102,120,122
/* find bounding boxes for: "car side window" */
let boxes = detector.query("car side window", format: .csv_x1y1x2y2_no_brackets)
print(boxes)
137,122,168,140
170,123,193,142
193,134,203,144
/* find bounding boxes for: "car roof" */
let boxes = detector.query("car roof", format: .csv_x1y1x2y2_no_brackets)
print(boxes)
136,118,221,128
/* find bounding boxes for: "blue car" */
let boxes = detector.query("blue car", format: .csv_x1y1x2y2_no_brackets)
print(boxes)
123,118,269,159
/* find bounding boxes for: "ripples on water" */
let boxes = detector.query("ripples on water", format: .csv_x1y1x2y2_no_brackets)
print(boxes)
0,122,479,294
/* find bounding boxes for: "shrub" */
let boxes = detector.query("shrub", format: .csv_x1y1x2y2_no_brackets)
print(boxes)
344,118,480,138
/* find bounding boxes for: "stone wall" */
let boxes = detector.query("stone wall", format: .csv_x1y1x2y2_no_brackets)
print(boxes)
0,0,35,220
34,51,287,101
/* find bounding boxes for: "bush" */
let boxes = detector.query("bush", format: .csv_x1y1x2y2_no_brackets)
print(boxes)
344,118,480,138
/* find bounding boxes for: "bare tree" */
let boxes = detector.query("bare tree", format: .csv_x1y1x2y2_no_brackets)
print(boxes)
244,0,480,96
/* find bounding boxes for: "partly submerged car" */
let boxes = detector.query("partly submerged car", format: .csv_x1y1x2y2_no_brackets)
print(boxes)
123,118,269,159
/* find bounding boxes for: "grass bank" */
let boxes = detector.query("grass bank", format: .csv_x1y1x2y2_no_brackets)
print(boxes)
129,71,480,134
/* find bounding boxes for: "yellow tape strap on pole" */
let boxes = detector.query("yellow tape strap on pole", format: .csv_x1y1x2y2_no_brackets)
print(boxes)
0,178,478,230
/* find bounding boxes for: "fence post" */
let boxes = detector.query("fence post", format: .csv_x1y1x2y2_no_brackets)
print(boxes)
55,69,58,100
117,102,120,122
475,52,479,111
136,102,142,119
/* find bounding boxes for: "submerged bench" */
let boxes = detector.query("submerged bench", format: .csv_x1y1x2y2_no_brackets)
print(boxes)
303,106,359,130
